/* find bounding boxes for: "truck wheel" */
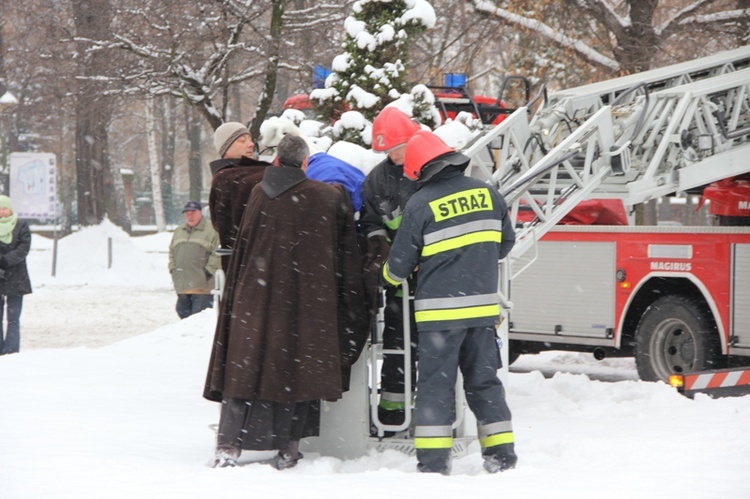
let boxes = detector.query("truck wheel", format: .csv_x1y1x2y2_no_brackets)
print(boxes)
635,296,720,382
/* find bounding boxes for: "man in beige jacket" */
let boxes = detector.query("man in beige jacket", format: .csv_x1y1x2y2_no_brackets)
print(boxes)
168,200,221,318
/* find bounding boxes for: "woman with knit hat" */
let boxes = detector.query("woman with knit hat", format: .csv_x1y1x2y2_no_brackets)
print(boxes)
0,195,32,355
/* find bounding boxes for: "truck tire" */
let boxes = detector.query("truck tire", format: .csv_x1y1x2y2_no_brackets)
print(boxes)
635,296,720,382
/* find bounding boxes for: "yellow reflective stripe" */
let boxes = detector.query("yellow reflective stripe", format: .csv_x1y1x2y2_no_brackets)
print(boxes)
379,400,406,411
385,215,402,231
414,437,453,450
382,262,402,287
422,231,501,257
429,188,494,222
415,304,500,323
480,432,515,448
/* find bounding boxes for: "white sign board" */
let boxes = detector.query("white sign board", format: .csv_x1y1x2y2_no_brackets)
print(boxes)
9,152,57,219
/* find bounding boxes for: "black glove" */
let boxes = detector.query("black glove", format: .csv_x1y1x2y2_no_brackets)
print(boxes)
364,235,389,270
363,235,389,316
364,235,390,288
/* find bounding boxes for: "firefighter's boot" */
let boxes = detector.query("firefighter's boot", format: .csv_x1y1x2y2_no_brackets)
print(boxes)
378,406,405,426
482,443,517,473
417,448,451,475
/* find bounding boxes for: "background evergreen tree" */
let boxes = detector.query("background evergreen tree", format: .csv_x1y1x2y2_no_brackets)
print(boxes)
311,0,437,145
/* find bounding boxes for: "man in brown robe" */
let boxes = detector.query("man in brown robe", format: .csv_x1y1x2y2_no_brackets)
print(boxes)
208,122,270,271
204,134,369,469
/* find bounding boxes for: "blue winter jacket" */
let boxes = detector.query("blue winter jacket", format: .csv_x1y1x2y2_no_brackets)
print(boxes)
306,152,365,212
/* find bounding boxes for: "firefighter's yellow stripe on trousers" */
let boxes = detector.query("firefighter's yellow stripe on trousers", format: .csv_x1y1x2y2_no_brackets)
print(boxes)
480,432,515,448
414,437,454,450
415,304,500,323
421,230,502,257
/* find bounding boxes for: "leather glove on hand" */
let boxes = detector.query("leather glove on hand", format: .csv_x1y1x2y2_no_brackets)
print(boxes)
363,235,390,310
364,234,390,269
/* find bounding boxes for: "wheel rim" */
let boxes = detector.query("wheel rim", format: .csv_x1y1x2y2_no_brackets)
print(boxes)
650,318,697,380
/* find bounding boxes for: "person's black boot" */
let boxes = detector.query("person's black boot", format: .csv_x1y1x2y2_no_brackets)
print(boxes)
268,440,303,470
378,406,405,426
482,444,517,473
416,449,451,475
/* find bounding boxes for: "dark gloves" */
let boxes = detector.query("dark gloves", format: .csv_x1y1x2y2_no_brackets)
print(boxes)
364,235,390,270
363,235,390,315
364,235,389,288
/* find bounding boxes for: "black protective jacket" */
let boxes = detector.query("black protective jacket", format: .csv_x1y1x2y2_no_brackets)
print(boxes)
383,167,515,332
360,157,418,243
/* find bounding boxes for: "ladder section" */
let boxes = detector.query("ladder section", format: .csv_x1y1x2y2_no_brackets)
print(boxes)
544,45,750,116
461,48,750,225
460,103,626,265
520,65,750,204
623,66,750,204
458,46,750,285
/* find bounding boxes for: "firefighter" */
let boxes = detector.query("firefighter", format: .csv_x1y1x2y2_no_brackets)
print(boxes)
381,130,517,474
360,107,421,432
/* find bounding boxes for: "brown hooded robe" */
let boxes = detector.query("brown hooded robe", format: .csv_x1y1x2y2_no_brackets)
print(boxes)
204,166,369,406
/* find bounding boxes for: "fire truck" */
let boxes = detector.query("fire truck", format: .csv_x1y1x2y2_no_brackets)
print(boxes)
479,46,750,385
282,86,515,125
297,45,750,459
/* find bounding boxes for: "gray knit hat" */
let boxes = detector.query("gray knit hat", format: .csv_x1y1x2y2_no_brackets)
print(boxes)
214,122,251,158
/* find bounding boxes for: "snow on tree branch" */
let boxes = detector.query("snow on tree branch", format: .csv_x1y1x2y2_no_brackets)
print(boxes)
659,6,750,37
470,0,620,70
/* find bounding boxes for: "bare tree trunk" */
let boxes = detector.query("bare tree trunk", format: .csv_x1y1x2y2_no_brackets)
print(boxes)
249,0,284,139
74,99,108,225
104,159,132,233
73,0,112,227
146,95,166,232
0,5,8,192
160,96,176,224
186,104,203,203
59,120,75,236
0,1,5,97
738,0,750,45
611,0,659,74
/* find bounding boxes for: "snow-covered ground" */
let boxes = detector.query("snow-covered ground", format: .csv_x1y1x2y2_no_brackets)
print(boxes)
1,221,749,498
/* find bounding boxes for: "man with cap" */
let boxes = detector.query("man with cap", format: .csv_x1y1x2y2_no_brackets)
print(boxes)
168,200,221,319
360,106,421,434
381,130,517,475
209,122,271,271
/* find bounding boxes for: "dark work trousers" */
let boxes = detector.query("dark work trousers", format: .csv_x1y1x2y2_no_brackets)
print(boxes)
217,397,315,453
0,295,23,354
414,326,513,473
175,293,213,319
379,287,418,418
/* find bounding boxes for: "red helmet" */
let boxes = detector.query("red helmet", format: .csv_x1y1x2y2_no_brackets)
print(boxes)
403,130,454,180
371,107,421,152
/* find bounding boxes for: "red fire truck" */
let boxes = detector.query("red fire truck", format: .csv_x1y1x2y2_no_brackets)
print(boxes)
460,46,750,384
509,221,750,382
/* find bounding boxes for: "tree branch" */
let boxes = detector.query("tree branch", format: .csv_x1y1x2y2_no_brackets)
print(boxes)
469,0,620,70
